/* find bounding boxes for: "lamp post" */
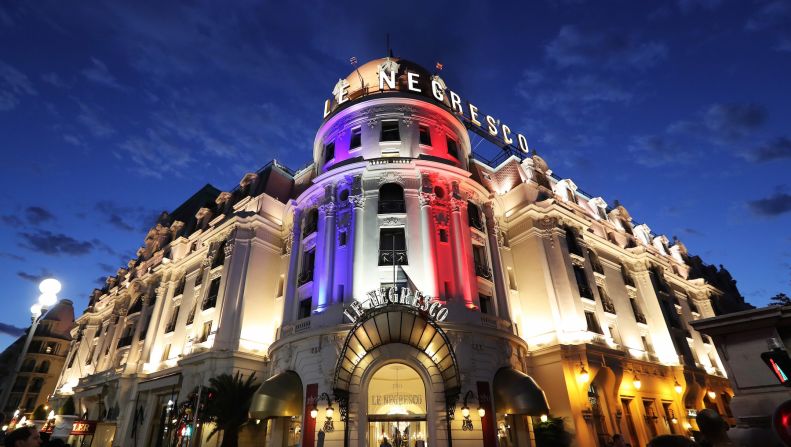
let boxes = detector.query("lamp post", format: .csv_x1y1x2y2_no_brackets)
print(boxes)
0,278,61,416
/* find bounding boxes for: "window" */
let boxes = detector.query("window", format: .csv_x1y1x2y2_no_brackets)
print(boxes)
24,396,37,411
298,249,315,285
439,228,448,243
86,344,96,365
379,228,407,266
380,121,400,142
468,202,484,231
198,321,212,343
165,305,180,333
596,205,608,221
203,277,221,310
378,183,406,213
621,264,635,287
211,240,226,268
186,305,196,325
303,208,318,237
174,276,186,296
29,377,44,393
589,251,604,274
473,245,491,279
21,359,35,372
480,295,493,314
161,344,171,362
195,267,205,287
67,351,76,369
37,360,50,373
350,127,362,149
276,276,285,297
298,298,312,319
324,141,335,163
339,231,347,246
585,311,603,334
608,324,622,345
574,265,593,299
419,125,432,146
447,136,459,158
598,286,616,314
630,298,646,324
565,226,583,256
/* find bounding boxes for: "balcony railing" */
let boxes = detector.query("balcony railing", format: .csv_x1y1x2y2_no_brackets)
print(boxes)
378,200,406,214
297,269,314,286
578,285,594,300
378,250,408,266
475,263,493,280
469,216,485,232
202,296,217,310
634,312,647,325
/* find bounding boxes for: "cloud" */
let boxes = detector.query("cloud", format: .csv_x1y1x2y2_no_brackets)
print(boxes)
701,103,767,140
0,251,25,261
76,101,115,138
545,25,667,70
81,57,124,90
17,268,55,283
0,60,37,111
1,215,23,226
41,72,67,88
747,137,791,162
745,0,791,31
627,134,699,167
678,0,722,14
25,206,55,223
94,201,161,233
0,322,24,337
748,190,791,217
19,230,94,255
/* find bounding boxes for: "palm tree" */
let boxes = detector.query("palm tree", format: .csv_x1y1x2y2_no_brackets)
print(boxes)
204,371,259,447
770,293,791,306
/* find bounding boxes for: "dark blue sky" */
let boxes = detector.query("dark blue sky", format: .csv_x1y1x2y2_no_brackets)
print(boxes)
1,0,790,350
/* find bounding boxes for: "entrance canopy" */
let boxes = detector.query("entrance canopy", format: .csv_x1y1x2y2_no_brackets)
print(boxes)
333,305,460,394
493,367,549,415
249,371,303,419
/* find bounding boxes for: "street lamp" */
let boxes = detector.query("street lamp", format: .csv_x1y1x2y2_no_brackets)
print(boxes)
0,278,61,417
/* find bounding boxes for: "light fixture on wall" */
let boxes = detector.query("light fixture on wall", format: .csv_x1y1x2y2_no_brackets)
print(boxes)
311,392,335,433
577,355,590,383
669,409,678,424
674,378,683,394
540,414,548,423
633,375,642,390
708,390,716,400
461,390,482,431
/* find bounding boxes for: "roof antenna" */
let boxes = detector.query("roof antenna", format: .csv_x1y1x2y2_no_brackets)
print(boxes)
387,33,393,57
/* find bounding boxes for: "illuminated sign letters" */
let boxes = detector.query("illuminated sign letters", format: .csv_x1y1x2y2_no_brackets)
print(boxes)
343,286,449,323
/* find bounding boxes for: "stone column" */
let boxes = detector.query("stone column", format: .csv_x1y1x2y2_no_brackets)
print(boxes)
351,194,366,300
484,202,510,320
214,230,251,351
419,192,438,298
449,198,474,306
283,208,303,324
315,201,336,309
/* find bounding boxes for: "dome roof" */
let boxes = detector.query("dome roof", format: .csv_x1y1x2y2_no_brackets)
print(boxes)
324,57,440,118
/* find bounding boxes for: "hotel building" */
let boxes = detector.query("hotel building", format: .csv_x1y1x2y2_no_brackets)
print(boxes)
52,57,749,447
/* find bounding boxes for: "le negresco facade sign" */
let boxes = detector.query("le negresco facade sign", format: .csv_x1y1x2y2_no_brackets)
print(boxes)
343,286,450,324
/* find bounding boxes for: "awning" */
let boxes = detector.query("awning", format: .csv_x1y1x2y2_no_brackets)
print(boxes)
249,371,303,419
493,367,550,415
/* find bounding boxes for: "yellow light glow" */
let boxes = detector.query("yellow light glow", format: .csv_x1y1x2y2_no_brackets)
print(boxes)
708,391,716,399
578,363,590,383
540,414,548,423
633,376,642,390
310,408,318,419
674,379,683,394
478,407,486,418
325,406,334,419
461,407,470,418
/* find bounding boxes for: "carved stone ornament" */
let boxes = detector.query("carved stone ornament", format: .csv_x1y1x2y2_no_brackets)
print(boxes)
418,192,434,207
381,216,402,226
319,201,337,216
350,194,365,209
433,210,449,226
378,171,404,186
201,256,212,268
223,242,234,257
540,216,558,230
450,198,467,213
336,211,352,229
402,116,413,127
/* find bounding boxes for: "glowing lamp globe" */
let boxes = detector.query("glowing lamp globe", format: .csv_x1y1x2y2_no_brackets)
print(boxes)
310,408,318,419
39,278,61,296
325,406,334,419
478,407,486,418
461,406,470,419
633,376,642,390
540,414,548,423
38,293,57,308
48,410,55,420
708,391,716,399
30,303,42,317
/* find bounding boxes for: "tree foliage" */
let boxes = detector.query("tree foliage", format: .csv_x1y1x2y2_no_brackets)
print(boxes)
58,396,76,416
203,371,260,447
770,293,791,306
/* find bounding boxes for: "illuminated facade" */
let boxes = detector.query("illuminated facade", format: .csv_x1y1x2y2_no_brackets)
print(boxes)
53,58,745,447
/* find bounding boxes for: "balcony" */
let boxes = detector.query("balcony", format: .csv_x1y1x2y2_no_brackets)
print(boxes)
634,312,647,325
475,263,493,280
297,269,314,286
302,220,317,238
469,215,485,232
578,285,594,300
378,199,406,214
378,250,408,266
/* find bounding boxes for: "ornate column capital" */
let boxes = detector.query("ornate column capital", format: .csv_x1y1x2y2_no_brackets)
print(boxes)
319,201,337,216
450,198,467,213
350,194,365,209
418,192,435,207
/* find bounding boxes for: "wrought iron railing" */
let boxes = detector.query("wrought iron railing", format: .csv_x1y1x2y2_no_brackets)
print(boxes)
297,269,314,286
475,263,493,280
378,250,408,266
378,200,406,214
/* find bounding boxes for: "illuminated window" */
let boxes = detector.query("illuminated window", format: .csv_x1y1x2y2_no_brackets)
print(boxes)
198,321,212,343
446,136,459,158
165,305,180,333
350,127,362,149
574,265,593,299
203,277,221,309
324,141,335,164
419,125,432,146
298,297,312,319
468,202,484,231
381,121,400,142
379,228,407,266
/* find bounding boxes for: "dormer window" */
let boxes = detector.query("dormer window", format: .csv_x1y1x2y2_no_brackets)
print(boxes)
381,121,400,142
446,136,459,159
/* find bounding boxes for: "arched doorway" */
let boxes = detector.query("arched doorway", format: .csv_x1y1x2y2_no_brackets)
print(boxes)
366,363,428,447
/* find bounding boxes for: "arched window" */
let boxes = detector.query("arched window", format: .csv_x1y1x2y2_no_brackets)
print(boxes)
378,183,405,213
211,240,226,268
468,202,484,231
588,250,604,274
30,377,44,393
21,359,35,372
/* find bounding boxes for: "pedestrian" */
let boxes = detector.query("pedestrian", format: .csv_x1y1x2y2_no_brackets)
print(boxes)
696,409,736,447
612,433,628,447
4,426,42,447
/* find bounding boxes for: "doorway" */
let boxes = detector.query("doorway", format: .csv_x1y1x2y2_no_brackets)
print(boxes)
366,363,427,447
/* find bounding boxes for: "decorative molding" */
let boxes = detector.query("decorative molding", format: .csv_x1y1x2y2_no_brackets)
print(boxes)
319,201,337,217
378,171,405,186
380,216,404,227
450,198,467,213
350,194,365,209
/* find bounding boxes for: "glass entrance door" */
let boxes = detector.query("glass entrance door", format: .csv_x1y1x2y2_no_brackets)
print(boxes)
368,416,427,447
